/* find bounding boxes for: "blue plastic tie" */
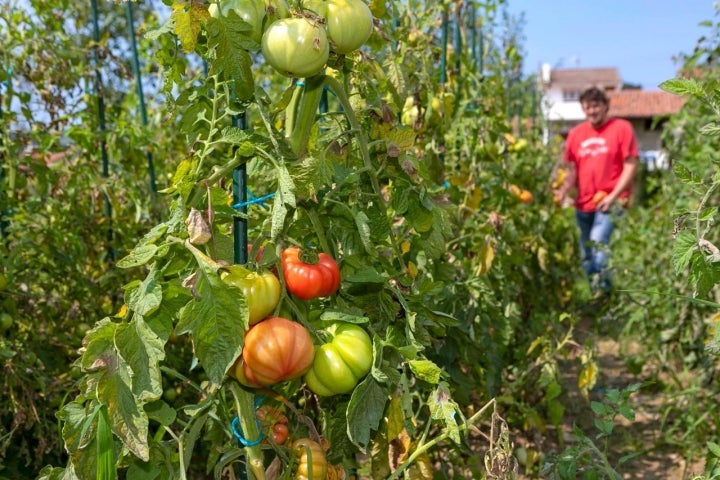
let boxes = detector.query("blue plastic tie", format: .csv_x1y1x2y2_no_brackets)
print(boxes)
296,80,305,87
231,416,264,447
229,394,267,446
232,191,275,210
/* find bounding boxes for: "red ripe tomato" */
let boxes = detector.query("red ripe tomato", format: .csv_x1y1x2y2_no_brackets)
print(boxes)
256,405,290,445
241,316,315,386
281,247,341,300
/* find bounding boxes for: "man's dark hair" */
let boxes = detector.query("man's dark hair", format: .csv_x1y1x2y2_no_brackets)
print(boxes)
579,87,609,105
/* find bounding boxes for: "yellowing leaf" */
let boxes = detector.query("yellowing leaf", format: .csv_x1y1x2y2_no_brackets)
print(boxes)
407,261,418,278
578,361,598,391
475,239,495,275
172,4,209,53
114,304,128,318
537,246,548,273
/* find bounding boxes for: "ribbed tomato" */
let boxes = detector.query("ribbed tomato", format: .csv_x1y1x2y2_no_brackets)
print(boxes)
304,322,372,396
209,0,266,44
281,247,341,300
305,0,374,54
220,264,281,325
293,438,328,480
261,18,329,78
241,316,315,386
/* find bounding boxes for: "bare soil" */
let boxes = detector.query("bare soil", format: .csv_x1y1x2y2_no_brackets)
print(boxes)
513,314,708,480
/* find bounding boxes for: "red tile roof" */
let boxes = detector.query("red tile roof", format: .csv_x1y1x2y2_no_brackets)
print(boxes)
548,67,622,90
607,90,686,118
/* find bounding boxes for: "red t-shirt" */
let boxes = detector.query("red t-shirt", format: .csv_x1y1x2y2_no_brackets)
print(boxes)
564,117,639,212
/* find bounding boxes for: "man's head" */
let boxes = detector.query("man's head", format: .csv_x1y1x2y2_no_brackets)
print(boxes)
579,87,610,127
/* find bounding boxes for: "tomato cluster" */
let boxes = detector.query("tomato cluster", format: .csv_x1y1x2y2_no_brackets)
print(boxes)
210,0,375,78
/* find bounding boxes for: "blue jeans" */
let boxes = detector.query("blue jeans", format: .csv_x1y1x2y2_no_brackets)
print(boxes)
575,209,616,289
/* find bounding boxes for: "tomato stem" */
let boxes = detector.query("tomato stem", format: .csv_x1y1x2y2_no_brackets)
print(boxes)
288,74,325,157
304,208,333,257
230,383,266,480
322,75,408,272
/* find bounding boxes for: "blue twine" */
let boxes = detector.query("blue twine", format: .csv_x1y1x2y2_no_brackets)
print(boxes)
296,80,305,87
229,394,267,447
232,191,275,210
231,416,264,447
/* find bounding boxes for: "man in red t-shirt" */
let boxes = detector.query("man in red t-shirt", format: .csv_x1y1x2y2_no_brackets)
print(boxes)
554,87,639,296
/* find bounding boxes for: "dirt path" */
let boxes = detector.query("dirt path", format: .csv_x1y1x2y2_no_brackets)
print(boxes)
513,316,706,480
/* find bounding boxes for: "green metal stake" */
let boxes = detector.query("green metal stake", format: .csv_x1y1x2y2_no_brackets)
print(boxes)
91,0,114,261
469,4,477,64
453,9,462,75
440,6,449,86
0,81,7,240
126,0,157,197
232,113,248,265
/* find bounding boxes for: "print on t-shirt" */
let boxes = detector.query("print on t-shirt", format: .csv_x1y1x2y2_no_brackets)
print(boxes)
578,137,608,158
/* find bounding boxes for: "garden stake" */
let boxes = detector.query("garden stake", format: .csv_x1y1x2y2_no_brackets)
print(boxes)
125,0,157,198
232,113,248,265
90,0,114,262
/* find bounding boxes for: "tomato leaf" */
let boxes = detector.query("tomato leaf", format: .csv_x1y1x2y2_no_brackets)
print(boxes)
57,401,98,479
126,266,163,317
81,320,151,461
116,316,165,402
177,245,246,386
205,17,254,101
672,231,697,275
319,310,369,324
117,245,158,269
172,4,209,53
408,359,442,384
428,385,461,444
347,376,388,451
659,77,704,97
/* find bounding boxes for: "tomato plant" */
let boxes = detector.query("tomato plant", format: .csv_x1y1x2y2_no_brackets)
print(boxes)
261,17,330,77
281,246,341,300
220,264,281,325
293,438,328,480
241,316,315,386
304,322,373,396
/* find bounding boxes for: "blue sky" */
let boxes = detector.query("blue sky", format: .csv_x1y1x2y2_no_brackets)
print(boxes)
506,1,717,90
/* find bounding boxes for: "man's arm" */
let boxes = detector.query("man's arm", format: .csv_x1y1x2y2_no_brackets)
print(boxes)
596,157,639,212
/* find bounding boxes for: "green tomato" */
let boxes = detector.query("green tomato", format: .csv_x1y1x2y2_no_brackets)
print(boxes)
305,0,374,54
261,17,329,78
220,264,281,325
262,0,290,29
0,273,7,291
209,0,266,44
0,313,13,332
304,322,372,396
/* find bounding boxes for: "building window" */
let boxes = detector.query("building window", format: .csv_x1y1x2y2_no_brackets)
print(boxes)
563,90,580,101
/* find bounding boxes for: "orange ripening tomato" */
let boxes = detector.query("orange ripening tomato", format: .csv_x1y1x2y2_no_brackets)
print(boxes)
293,438,328,480
241,316,315,386
592,191,608,206
281,247,341,300
256,405,290,445
519,189,533,203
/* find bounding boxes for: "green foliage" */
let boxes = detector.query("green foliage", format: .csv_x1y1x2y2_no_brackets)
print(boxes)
9,0,720,479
